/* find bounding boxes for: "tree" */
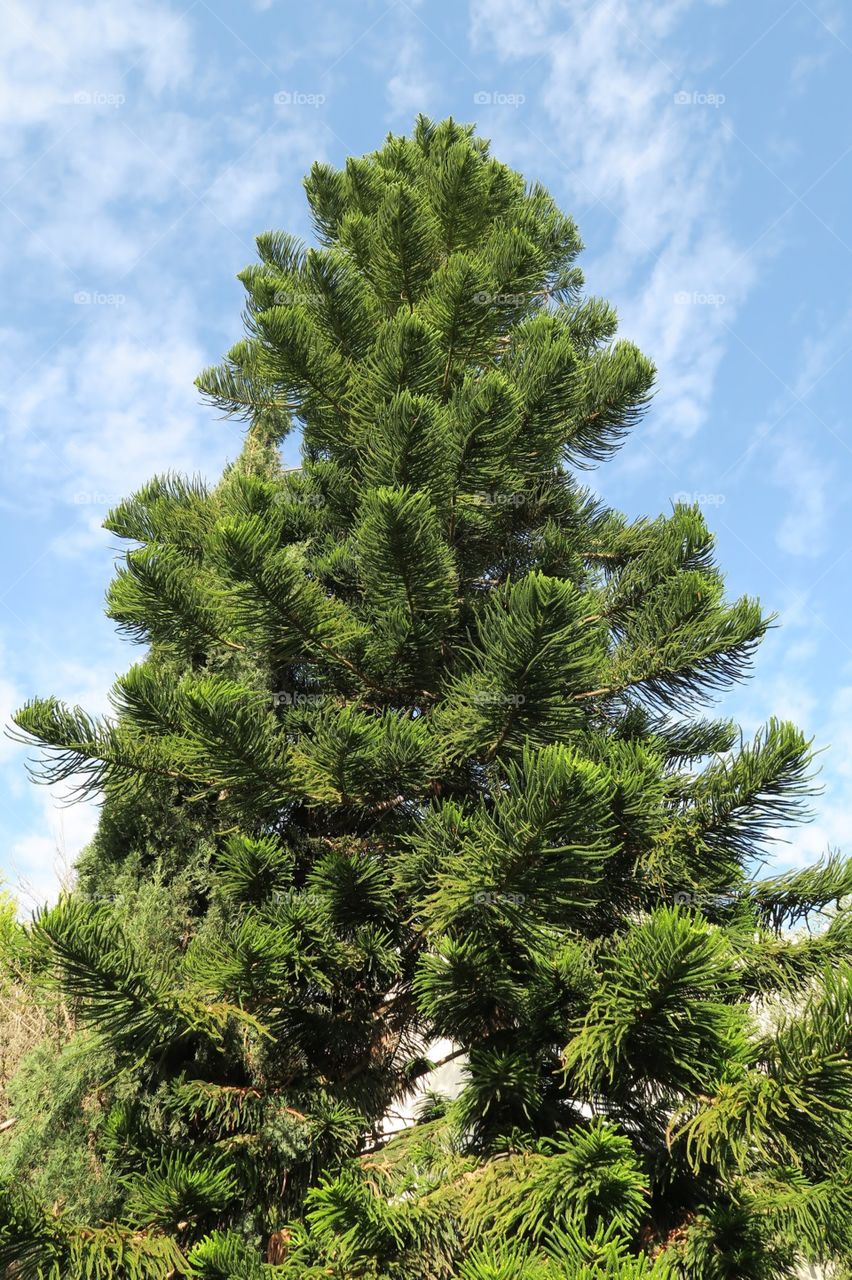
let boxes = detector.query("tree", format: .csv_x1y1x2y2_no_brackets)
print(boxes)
2,114,852,1280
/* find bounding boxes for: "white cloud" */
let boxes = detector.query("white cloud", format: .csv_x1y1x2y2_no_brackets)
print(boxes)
7,115,204,277
0,636,120,908
803,0,845,38
766,681,852,872
0,0,193,132
469,0,560,54
6,802,96,911
724,602,852,873
0,0,330,288
791,48,832,92
725,311,852,489
203,112,328,229
0,295,229,517
385,35,439,121
771,434,832,558
0,672,25,766
469,0,757,440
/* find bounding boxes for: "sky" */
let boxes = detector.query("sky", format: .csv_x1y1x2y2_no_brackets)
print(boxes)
1,0,850,905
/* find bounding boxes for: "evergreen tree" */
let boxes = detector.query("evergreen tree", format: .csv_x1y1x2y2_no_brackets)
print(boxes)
3,115,852,1279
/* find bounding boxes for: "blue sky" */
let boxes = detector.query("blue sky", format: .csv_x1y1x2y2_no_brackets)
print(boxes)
1,0,850,904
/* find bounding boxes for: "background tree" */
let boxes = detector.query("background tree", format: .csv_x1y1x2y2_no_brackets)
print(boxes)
2,115,852,1280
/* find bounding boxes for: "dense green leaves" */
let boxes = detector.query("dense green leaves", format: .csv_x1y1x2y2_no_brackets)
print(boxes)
563,907,745,1096
3,115,849,1280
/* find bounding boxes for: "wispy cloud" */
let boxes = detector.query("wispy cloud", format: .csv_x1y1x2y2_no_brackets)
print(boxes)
0,635,120,907
385,33,439,120
0,296,222,508
469,0,757,440
771,433,832,558
0,0,193,131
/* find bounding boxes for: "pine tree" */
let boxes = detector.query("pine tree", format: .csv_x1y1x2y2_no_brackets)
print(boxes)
3,115,852,1279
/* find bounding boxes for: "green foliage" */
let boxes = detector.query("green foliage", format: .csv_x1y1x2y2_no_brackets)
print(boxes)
186,1230,270,1278
0,893,20,963
2,115,849,1280
0,1035,121,1222
123,1150,240,1232
463,1121,648,1242
563,907,746,1096
0,1190,188,1280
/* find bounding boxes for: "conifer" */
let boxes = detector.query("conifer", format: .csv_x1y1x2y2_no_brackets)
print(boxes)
3,116,850,1280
